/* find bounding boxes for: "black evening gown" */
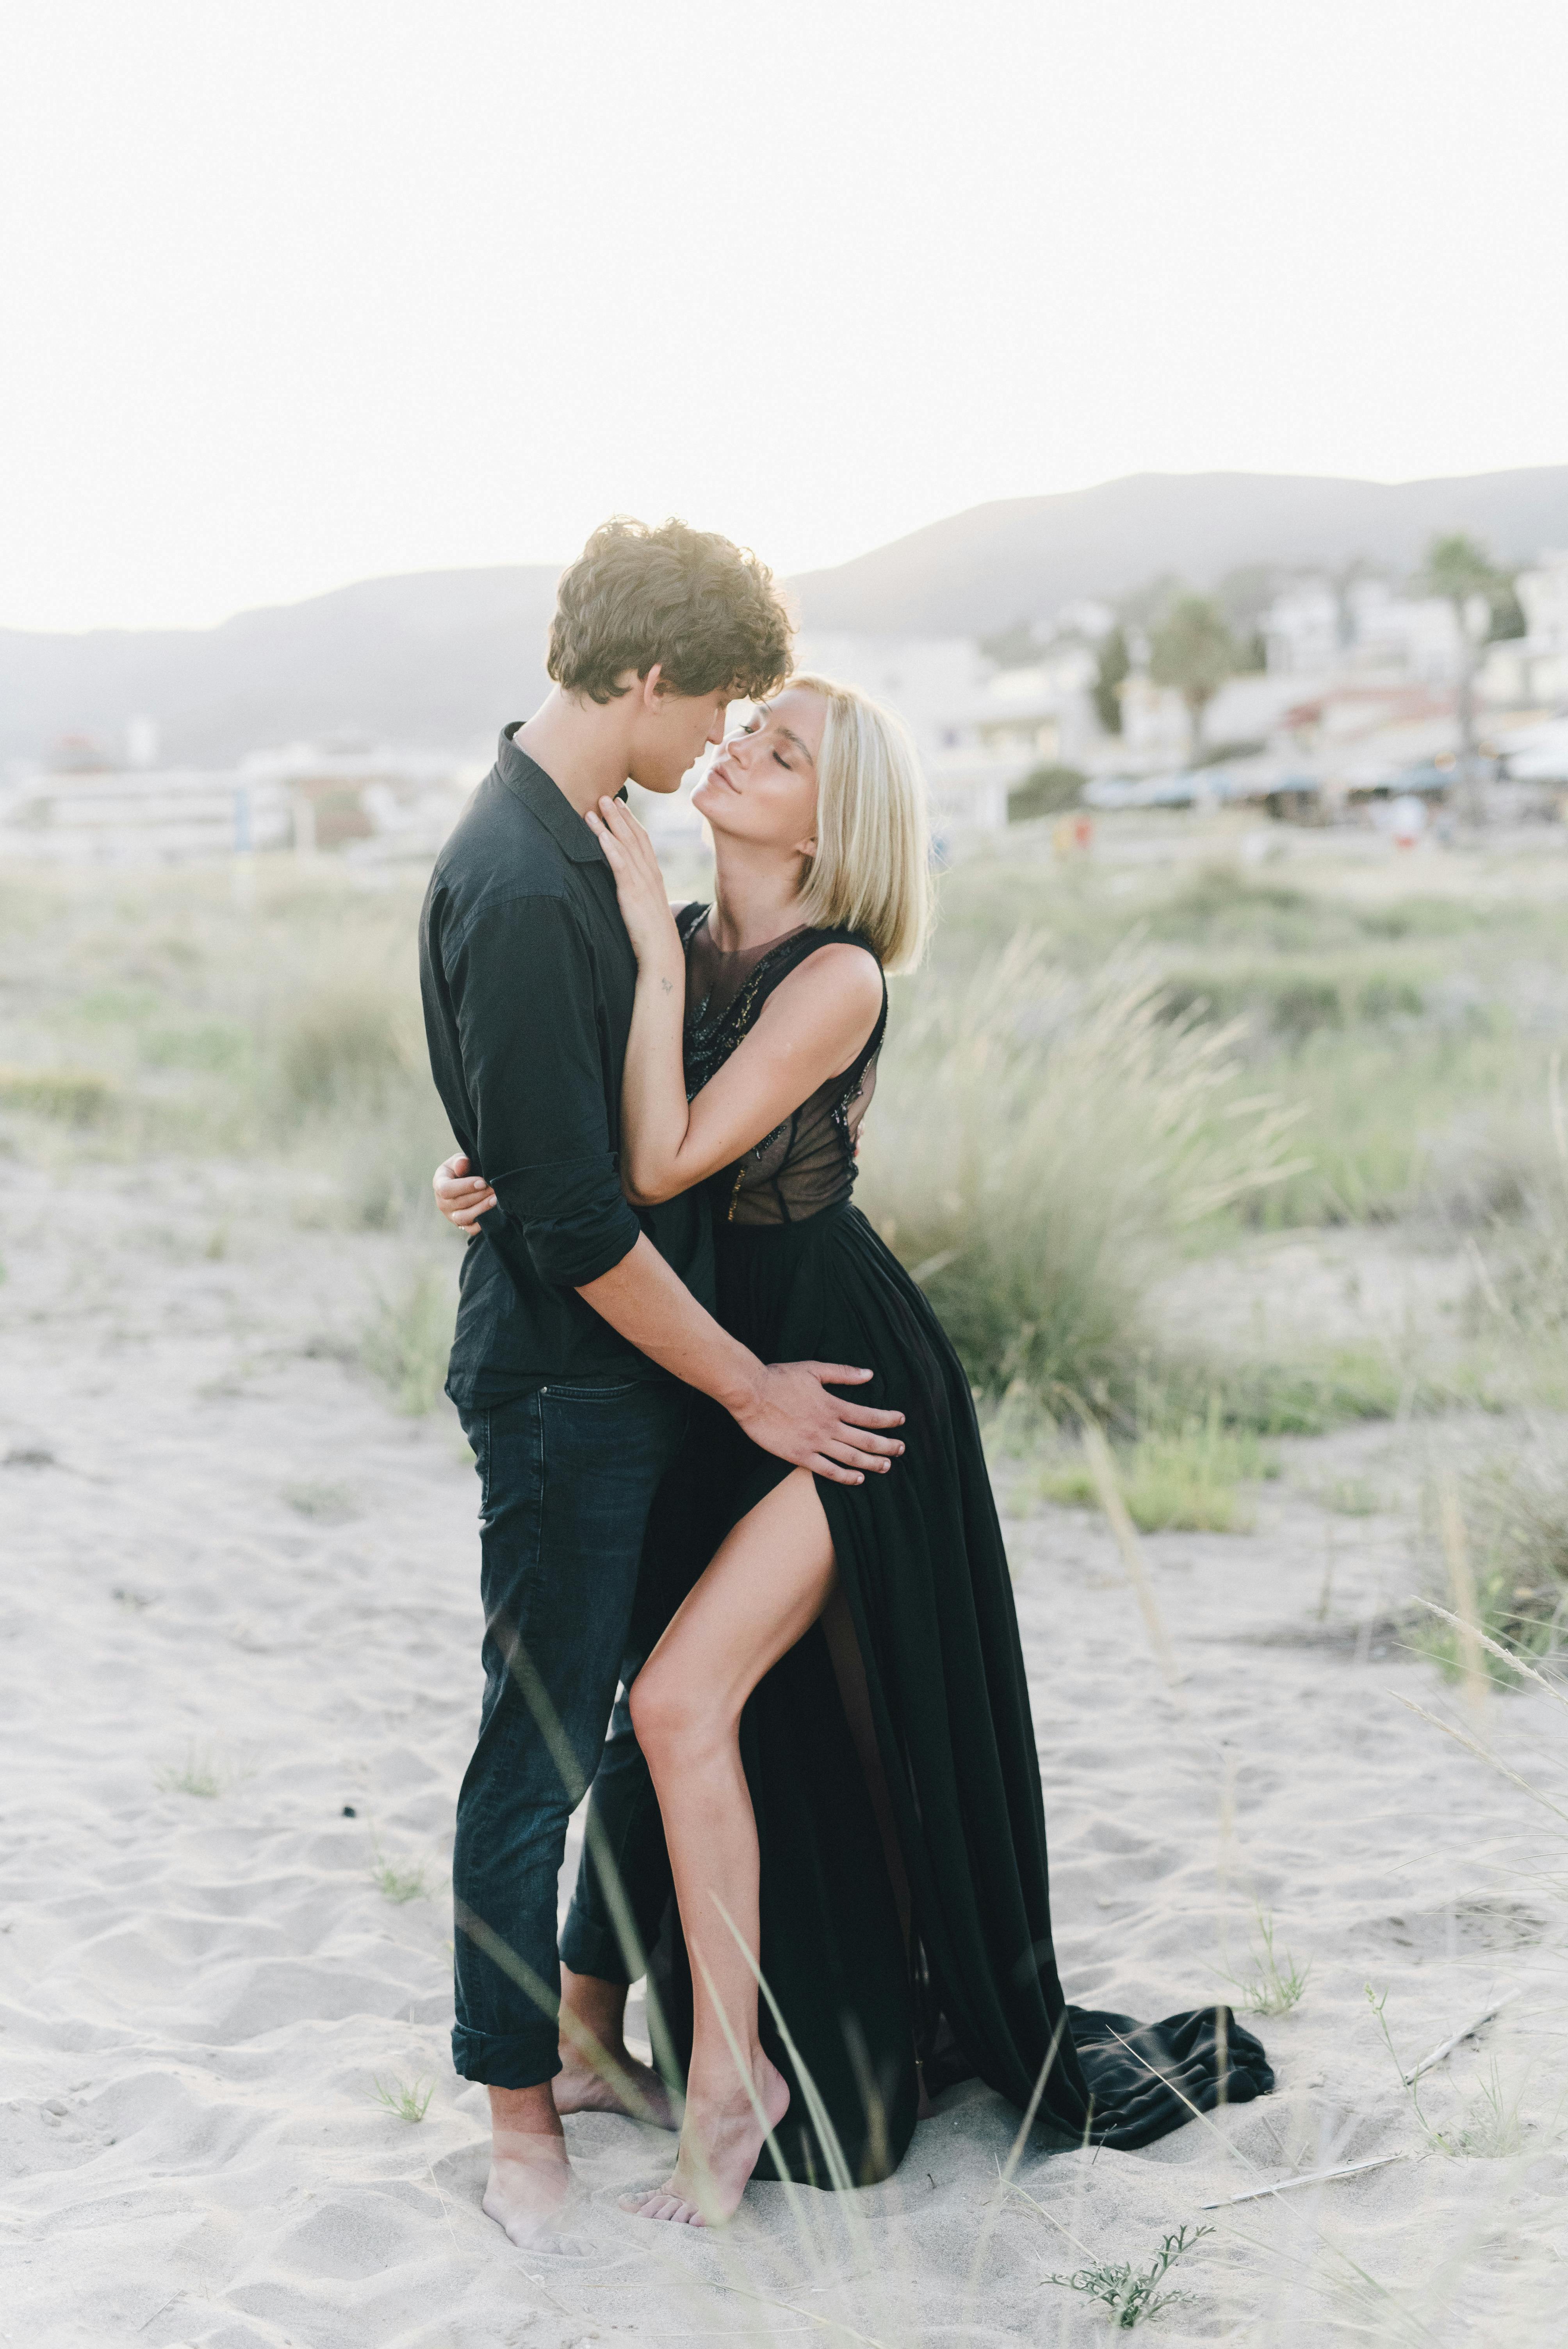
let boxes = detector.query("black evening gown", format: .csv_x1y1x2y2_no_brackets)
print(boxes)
641,909,1272,2186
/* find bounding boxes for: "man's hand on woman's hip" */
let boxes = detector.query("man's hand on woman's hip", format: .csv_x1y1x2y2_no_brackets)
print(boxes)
731,1360,905,1487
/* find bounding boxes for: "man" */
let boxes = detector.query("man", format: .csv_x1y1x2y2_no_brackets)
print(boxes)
419,517,905,2243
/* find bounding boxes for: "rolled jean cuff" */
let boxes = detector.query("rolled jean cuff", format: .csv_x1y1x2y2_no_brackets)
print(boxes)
451,2025,562,2092
558,1906,637,1988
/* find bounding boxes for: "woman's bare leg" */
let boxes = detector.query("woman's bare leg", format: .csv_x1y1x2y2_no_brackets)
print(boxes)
622,1467,836,2226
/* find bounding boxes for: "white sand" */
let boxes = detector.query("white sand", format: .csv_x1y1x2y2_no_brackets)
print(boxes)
4,1160,1565,2346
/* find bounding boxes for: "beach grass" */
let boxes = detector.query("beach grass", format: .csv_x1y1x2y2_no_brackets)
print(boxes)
1411,1454,1568,1679
1221,1908,1311,2017
372,2074,435,2123
1037,1408,1277,1534
860,933,1307,1406
360,1264,458,1416
153,1743,226,1798
372,1855,432,1904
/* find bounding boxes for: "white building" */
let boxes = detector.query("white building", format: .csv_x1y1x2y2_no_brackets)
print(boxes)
240,738,477,858
1263,579,1341,674
1345,581,1465,684
0,738,477,864
1479,551,1568,709
0,765,292,863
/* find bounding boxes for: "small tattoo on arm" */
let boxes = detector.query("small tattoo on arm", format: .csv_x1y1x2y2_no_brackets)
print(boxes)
659,976,674,995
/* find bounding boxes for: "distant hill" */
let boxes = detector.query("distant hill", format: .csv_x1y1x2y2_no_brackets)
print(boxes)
789,468,1568,637
5,469,1566,766
0,566,561,769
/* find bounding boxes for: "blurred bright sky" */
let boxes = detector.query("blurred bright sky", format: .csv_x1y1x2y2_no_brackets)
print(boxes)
3,0,1566,631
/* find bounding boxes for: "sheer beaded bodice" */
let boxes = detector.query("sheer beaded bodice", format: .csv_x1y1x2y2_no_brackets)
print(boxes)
677,902,886,1228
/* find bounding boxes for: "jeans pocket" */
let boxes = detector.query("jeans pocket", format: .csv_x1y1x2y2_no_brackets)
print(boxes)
541,1380,642,1403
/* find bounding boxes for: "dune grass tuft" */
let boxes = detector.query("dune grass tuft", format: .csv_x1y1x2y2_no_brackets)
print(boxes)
154,1744,226,1798
372,1854,431,1904
860,935,1305,1407
373,2073,435,2123
1221,1907,1311,2016
1039,1401,1277,1534
1414,1455,1568,1679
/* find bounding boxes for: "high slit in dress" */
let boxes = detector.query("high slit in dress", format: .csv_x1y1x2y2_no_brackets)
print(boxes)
640,905,1272,2185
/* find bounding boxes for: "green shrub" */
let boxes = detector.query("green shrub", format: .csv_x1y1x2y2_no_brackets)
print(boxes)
1271,977,1344,1040
0,1064,118,1122
1007,764,1085,823
861,936,1304,1403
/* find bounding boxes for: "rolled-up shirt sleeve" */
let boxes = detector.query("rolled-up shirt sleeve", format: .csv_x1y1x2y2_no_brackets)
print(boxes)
452,892,642,1289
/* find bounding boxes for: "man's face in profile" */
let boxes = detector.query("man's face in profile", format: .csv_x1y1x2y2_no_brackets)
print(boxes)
626,677,735,795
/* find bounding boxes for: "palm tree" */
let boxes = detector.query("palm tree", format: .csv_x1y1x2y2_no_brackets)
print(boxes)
1413,533,1509,823
1149,595,1235,763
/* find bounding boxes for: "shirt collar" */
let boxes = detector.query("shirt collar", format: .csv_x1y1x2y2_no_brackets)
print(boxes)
495,724,624,866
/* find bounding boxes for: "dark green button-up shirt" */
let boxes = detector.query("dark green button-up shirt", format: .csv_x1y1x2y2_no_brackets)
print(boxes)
419,727,713,1408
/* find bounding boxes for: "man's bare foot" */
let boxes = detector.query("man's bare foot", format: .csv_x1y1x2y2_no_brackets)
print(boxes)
482,2083,577,2247
555,1968,679,2126
482,2134,576,2245
621,2053,789,2226
554,2043,680,2128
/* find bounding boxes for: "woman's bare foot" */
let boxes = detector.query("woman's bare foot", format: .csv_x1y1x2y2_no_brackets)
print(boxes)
554,2043,680,2128
621,2053,789,2226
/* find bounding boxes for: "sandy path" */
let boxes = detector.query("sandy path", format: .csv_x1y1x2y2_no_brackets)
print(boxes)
2,1164,1564,2346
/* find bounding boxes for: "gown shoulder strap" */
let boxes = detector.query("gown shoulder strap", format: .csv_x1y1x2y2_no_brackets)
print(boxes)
752,927,889,1083
674,900,709,946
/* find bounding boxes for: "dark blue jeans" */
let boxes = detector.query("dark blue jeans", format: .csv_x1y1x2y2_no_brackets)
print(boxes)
453,1377,687,2089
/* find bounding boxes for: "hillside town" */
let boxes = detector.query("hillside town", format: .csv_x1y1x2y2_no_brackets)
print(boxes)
4,540,1567,865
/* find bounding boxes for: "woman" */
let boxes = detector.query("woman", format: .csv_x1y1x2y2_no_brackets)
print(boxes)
435,676,1272,2226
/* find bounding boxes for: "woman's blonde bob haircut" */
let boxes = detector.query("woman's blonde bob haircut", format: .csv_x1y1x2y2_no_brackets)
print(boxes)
787,673,932,973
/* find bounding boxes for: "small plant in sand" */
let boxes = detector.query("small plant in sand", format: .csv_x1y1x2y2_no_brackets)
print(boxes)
1365,1985,1525,2158
154,1744,226,1798
373,2073,434,2123
281,1479,360,1522
1046,2223,1213,2329
1450,2060,1527,2159
1221,1907,1310,2016
371,1849,431,1904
